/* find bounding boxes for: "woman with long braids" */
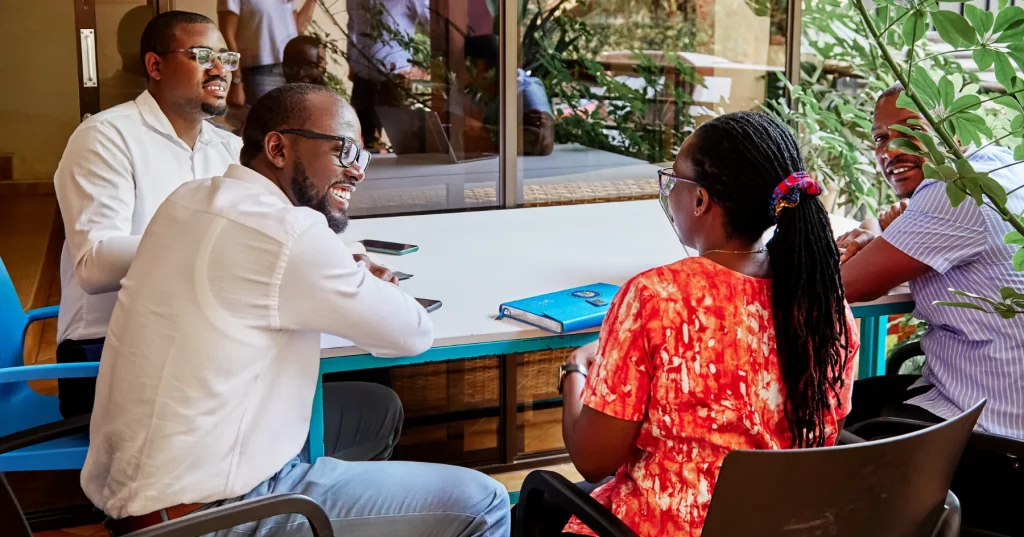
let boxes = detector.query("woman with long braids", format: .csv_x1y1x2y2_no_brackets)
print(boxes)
548,112,860,536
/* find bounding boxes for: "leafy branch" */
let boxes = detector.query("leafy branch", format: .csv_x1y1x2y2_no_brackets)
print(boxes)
853,0,1024,317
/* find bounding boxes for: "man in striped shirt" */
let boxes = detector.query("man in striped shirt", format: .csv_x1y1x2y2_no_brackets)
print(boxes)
839,84,1024,440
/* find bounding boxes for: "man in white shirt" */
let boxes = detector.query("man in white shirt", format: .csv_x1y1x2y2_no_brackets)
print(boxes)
54,11,242,418
83,83,510,537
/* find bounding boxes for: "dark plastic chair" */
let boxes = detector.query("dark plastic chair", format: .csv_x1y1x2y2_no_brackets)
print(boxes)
851,352,1023,537
516,401,984,537
1,417,335,537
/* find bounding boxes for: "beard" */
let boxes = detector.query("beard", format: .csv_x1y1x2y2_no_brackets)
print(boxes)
201,101,228,117
289,158,349,233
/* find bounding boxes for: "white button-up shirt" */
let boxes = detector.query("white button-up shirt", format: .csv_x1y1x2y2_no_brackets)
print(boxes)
81,164,434,518
54,91,242,343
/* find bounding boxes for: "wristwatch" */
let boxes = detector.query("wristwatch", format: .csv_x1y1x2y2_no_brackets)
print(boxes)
557,363,587,394
231,77,243,85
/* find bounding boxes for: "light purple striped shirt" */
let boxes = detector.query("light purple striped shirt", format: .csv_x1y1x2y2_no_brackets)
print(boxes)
883,146,1024,440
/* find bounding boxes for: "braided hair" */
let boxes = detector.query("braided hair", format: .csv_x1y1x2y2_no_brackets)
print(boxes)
686,111,852,447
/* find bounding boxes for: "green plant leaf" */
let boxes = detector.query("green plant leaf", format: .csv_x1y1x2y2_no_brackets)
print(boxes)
938,75,956,109
994,5,1024,33
952,289,1002,305
892,125,946,164
890,137,927,156
1015,144,1024,161
980,173,1009,207
974,47,997,71
965,4,995,37
903,10,929,45
909,66,941,110
923,161,943,180
937,163,959,181
1015,248,1024,271
1000,0,1010,11
933,10,980,48
999,286,1024,300
963,174,987,205
933,301,992,312
947,180,968,207
896,91,922,114
1007,230,1024,246
1013,114,1024,133
994,51,1019,90
949,93,982,116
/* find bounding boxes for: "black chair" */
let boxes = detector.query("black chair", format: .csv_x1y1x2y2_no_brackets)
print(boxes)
1,417,334,537
515,401,984,537
877,342,1024,537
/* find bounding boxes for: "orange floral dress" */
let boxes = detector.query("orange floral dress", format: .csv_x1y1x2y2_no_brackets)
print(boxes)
563,257,859,537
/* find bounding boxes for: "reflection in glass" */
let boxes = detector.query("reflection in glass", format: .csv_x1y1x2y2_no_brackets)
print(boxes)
314,0,502,217
515,0,788,207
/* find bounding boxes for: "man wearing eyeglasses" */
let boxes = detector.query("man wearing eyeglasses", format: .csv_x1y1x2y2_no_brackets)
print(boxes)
82,83,511,537
54,11,244,419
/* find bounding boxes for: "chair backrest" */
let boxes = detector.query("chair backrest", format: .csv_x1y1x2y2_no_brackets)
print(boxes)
0,257,30,378
701,401,985,537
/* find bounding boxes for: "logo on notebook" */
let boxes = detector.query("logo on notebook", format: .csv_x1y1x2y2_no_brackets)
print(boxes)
571,290,599,299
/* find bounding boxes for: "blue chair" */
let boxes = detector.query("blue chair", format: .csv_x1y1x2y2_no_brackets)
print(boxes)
0,256,97,471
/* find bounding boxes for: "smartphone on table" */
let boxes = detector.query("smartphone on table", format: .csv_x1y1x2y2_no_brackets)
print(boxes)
416,298,442,313
360,239,419,255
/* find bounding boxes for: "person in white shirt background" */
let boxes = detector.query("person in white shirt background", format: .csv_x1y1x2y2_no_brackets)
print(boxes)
219,0,317,109
83,83,511,537
54,11,241,418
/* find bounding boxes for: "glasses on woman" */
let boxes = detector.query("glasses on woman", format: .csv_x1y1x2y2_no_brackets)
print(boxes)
276,129,372,170
657,168,702,236
159,47,241,71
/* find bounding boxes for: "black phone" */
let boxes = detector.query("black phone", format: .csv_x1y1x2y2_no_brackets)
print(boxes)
416,298,442,313
394,271,413,281
360,240,419,255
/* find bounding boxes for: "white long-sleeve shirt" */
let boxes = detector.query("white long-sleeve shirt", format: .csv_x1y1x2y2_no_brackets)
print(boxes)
54,91,242,342
81,164,434,518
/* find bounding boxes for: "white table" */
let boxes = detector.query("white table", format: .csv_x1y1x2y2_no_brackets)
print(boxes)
310,200,914,460
349,144,658,215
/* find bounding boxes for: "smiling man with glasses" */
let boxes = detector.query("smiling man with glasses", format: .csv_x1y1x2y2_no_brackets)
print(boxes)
82,83,511,537
53,11,244,419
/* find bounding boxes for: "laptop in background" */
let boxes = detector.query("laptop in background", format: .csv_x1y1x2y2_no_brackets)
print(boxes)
376,107,497,164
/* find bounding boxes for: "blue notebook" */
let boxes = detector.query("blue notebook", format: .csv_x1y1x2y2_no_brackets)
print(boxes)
497,283,621,334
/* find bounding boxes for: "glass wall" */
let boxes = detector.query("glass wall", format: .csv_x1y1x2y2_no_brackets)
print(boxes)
512,0,789,208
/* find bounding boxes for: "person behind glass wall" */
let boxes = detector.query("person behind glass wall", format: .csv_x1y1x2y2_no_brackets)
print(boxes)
347,0,429,152
283,35,327,85
218,0,317,107
450,34,555,157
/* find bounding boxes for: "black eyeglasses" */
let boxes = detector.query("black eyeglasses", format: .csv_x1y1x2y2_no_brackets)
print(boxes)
276,129,371,170
158,47,241,71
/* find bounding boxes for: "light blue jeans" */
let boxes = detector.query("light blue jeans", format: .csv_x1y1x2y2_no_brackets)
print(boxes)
207,457,510,537
205,383,511,537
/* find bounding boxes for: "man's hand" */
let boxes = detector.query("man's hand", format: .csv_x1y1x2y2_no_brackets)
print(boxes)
228,83,246,109
879,199,909,231
353,254,398,285
567,340,600,371
837,228,878,264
